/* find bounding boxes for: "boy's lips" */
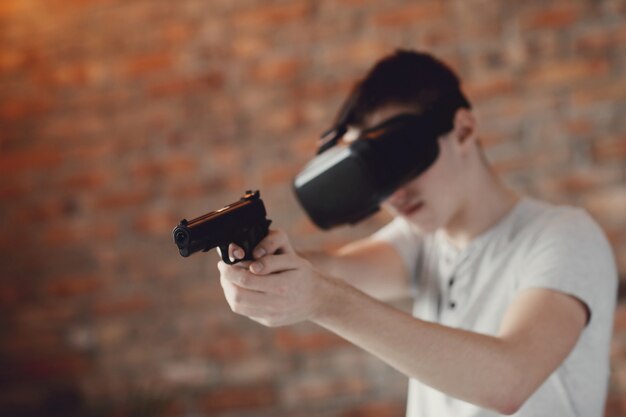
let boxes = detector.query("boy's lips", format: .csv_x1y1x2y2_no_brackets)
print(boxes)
400,201,424,216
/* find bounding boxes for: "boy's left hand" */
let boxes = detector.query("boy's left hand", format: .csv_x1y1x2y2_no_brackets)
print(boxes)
217,229,327,327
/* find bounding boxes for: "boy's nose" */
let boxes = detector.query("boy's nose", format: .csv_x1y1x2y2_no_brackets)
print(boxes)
387,186,408,206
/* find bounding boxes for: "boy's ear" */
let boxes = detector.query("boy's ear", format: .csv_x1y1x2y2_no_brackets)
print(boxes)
453,108,476,145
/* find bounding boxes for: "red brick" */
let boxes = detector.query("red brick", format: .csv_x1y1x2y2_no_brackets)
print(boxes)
0,49,24,73
614,304,626,333
0,284,21,307
547,166,624,194
95,190,153,210
0,182,27,200
322,40,392,66
372,2,445,27
261,163,302,185
124,52,174,76
248,57,305,84
54,221,118,243
274,328,349,353
493,144,570,176
149,72,224,98
335,0,372,5
133,210,179,236
464,75,516,100
593,135,626,162
221,355,281,384
200,385,278,412
283,375,368,404
209,144,244,168
421,26,457,49
234,2,312,28
526,58,610,89
161,22,193,44
64,141,117,161
45,274,105,298
62,171,112,191
47,63,91,88
95,321,130,348
575,25,626,52
570,79,626,107
18,353,90,379
202,332,256,361
93,294,153,317
523,5,580,30
11,198,78,225
232,35,272,59
0,96,54,120
44,0,118,12
15,304,77,329
2,331,62,358
0,149,63,174
581,187,626,225
563,119,593,136
0,0,20,19
340,401,406,417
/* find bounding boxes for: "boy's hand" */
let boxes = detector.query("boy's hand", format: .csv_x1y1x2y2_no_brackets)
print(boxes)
217,230,328,327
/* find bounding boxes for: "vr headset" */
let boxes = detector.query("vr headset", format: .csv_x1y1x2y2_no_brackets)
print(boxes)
293,92,468,230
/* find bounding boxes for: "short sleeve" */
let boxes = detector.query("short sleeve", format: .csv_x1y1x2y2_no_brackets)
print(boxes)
369,216,423,285
518,208,618,326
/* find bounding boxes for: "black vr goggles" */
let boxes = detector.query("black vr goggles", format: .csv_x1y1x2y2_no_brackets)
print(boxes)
293,92,469,230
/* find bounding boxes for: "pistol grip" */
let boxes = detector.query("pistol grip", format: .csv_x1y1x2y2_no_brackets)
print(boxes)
218,241,254,265
219,219,272,265
219,242,252,265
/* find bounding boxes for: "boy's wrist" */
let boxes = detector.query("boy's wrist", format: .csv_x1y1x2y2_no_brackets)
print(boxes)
310,272,349,324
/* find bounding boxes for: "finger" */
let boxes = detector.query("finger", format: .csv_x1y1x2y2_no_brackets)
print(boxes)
220,277,277,317
216,245,246,265
219,261,290,295
253,229,295,259
248,253,301,275
217,254,252,271
229,243,245,262
218,261,272,292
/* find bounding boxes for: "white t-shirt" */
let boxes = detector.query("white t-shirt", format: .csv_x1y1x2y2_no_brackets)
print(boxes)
370,197,617,417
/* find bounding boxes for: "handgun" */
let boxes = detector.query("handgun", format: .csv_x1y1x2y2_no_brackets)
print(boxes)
172,190,272,264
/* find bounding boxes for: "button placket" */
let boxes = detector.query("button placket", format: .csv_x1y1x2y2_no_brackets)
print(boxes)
444,251,470,313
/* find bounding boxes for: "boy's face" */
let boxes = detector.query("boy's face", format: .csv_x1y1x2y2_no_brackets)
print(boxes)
356,105,468,233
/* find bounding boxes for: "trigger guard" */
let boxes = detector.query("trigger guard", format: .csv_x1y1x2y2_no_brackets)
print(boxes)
219,245,237,265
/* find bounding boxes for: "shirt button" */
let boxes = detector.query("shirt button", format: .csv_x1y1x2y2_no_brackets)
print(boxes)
449,301,456,309
448,276,455,287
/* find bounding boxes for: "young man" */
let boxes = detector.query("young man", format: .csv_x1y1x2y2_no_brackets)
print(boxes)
217,50,617,416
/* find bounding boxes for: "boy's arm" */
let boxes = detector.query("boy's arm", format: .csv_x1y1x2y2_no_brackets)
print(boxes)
228,235,411,301
312,277,587,415
299,238,411,301
220,230,588,415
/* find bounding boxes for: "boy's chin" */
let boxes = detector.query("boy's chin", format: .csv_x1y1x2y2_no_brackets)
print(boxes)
402,215,437,234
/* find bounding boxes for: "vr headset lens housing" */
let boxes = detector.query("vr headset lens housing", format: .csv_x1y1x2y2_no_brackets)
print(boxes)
293,89,471,229
293,112,447,229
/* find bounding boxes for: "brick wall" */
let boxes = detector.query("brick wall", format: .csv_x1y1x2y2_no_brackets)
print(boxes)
1,0,625,416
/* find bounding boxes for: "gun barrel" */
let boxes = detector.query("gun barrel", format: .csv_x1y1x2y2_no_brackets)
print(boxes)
173,191,268,258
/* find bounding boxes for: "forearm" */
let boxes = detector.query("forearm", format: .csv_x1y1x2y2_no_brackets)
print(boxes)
298,245,410,301
312,276,525,414
299,249,338,278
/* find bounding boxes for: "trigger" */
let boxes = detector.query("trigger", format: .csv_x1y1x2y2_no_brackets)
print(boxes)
219,245,236,265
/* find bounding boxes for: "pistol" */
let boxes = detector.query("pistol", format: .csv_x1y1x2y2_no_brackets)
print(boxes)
172,190,272,264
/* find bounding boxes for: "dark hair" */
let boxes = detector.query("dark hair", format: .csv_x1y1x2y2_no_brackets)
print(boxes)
333,49,471,130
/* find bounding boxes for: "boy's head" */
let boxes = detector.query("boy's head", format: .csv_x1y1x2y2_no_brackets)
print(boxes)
334,49,471,131
335,50,487,232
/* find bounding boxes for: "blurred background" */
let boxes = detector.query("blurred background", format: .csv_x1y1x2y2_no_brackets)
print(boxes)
1,0,625,416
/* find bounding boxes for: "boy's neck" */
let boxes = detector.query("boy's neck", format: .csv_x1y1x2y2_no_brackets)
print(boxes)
442,166,520,251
